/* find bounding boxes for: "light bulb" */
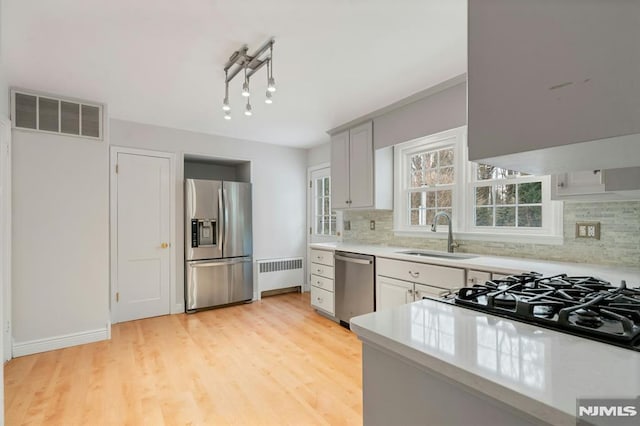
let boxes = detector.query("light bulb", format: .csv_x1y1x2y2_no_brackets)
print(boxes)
267,77,276,93
242,81,250,97
244,99,252,116
224,111,231,120
222,96,230,111
265,91,273,104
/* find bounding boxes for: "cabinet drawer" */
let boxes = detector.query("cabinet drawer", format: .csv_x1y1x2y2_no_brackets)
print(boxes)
311,263,334,279
311,274,334,292
311,285,334,315
310,249,334,266
377,258,465,290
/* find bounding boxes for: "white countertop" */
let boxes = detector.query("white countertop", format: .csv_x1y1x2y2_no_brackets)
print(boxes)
350,298,640,425
310,242,640,286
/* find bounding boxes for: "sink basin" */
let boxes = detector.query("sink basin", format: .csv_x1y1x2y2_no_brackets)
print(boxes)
397,250,478,260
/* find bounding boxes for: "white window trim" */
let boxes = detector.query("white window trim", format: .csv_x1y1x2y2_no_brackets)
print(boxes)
393,126,564,245
394,126,467,234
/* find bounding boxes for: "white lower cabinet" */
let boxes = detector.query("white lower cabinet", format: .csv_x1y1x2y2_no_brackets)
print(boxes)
467,270,492,286
311,285,335,315
377,276,414,311
310,248,335,315
377,276,452,311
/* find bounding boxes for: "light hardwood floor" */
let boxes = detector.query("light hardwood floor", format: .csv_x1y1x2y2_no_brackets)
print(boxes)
4,292,363,425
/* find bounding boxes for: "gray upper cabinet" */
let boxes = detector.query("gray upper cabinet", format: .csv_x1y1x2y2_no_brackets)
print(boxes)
467,0,640,175
348,122,374,208
330,121,392,210
331,130,351,209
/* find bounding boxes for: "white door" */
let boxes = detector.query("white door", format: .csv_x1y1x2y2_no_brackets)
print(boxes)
115,152,171,322
376,276,413,311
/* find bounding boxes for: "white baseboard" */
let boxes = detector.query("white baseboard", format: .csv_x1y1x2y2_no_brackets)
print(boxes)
12,325,111,357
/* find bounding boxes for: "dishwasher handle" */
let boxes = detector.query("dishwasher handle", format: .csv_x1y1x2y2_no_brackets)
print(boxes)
335,254,373,265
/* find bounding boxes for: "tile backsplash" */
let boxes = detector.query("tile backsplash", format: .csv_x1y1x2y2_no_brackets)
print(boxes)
343,201,640,268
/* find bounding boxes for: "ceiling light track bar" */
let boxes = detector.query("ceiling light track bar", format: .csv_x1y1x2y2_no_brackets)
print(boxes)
224,39,274,83
221,38,276,119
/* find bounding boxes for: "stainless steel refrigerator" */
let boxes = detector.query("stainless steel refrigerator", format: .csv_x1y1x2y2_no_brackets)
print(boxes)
185,179,253,312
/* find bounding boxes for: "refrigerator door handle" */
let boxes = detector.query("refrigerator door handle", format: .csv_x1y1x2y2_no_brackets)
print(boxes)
223,187,229,253
218,187,225,255
189,257,251,268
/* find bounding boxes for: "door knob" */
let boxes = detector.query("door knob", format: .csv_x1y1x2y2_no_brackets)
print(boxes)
161,242,169,249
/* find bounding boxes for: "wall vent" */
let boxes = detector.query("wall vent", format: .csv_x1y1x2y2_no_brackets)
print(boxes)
11,89,103,140
256,257,304,297
258,258,303,273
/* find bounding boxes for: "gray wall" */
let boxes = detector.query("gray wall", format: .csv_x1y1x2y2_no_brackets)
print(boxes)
12,130,110,345
343,201,640,268
307,142,330,167
0,0,8,118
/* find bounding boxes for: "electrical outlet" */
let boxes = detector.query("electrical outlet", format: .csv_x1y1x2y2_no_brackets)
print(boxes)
575,222,600,240
344,220,351,231
370,220,375,230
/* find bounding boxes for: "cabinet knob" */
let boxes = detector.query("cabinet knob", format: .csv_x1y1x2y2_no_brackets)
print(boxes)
408,271,420,278
317,281,322,287
317,269,322,273
407,289,413,294
317,297,323,303
468,277,477,284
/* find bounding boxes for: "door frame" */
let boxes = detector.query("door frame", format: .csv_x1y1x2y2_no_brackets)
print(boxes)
1,116,12,363
110,146,177,323
306,163,342,292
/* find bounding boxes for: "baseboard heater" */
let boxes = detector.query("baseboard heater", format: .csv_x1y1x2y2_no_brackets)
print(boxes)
256,257,304,297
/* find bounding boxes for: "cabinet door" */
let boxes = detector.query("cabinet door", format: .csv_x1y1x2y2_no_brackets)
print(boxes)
467,270,491,287
551,170,604,199
468,0,640,170
348,121,374,208
376,275,413,311
330,131,350,209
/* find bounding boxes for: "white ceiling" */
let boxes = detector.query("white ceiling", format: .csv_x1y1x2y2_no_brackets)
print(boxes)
2,0,467,148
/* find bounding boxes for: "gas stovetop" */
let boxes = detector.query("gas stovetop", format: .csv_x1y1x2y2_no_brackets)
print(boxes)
440,273,640,352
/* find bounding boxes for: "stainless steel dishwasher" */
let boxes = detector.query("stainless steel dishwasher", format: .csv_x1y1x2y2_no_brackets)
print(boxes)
334,251,375,328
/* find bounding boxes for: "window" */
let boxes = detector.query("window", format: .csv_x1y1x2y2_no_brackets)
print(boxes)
309,166,338,242
394,126,562,243
408,147,455,226
313,175,335,236
395,128,463,231
471,165,543,228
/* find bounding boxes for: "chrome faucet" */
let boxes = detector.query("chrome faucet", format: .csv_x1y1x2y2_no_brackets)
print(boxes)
431,211,457,253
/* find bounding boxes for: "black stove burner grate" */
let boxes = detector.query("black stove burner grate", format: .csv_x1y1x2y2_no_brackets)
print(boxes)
449,273,640,351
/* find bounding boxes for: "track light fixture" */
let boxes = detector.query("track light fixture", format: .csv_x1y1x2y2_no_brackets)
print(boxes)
222,70,231,112
222,38,276,118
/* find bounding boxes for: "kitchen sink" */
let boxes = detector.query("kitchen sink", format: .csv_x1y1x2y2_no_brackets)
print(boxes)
396,250,478,260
